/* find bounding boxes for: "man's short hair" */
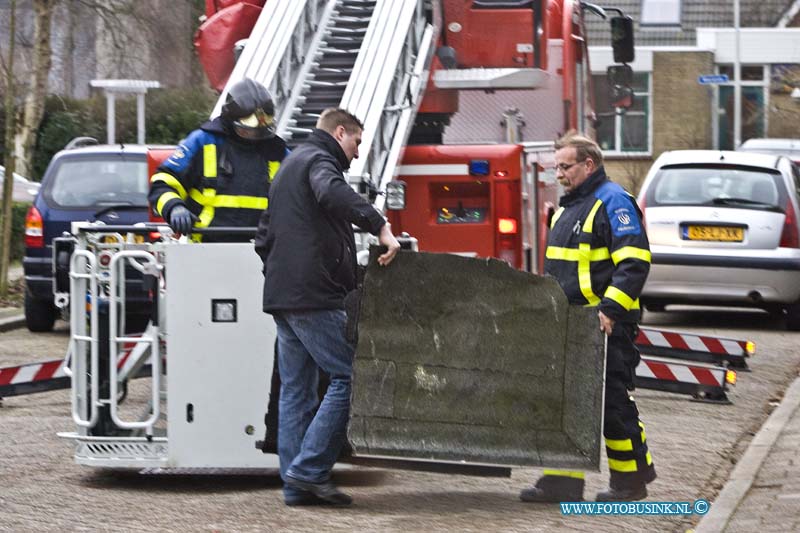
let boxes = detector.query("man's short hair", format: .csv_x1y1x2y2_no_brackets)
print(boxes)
316,108,364,135
555,132,604,166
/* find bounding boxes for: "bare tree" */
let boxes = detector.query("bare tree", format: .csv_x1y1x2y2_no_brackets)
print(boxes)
11,0,171,177
1,0,18,296
14,0,56,179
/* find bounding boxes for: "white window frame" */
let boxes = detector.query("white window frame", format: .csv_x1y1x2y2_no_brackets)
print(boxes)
596,73,653,157
711,64,769,150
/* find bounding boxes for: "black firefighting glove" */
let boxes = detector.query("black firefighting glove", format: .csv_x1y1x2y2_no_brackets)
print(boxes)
168,205,198,234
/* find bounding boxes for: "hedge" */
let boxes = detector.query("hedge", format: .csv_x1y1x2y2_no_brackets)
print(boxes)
1,87,217,181
9,201,30,262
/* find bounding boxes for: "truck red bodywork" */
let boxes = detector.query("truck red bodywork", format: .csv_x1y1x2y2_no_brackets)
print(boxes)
389,145,525,268
195,0,266,92
190,0,594,271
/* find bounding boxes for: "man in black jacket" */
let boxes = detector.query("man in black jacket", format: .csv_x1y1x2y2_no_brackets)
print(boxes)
519,133,656,503
255,108,400,506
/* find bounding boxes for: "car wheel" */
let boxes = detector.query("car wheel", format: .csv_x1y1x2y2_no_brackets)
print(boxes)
785,303,800,331
24,290,57,332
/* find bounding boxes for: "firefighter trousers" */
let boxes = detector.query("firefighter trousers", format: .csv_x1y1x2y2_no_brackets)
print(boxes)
534,322,656,494
604,322,656,489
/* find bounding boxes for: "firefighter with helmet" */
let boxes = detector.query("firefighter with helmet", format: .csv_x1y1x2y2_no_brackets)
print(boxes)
520,132,656,503
149,78,289,241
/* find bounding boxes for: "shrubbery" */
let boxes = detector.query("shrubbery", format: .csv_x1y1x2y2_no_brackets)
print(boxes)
26,87,217,180
0,87,215,262
10,202,30,262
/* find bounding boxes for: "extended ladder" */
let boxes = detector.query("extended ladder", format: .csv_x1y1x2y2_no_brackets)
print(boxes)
212,0,439,211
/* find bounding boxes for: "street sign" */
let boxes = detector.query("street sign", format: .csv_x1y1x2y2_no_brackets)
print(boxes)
698,74,729,85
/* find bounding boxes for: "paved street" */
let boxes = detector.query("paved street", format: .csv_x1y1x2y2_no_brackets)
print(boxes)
695,375,800,533
1,307,799,532
727,390,800,532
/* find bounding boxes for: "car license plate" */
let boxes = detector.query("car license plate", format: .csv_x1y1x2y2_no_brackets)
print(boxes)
686,225,743,242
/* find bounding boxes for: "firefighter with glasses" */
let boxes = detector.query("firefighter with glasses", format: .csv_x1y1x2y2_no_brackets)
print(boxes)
149,78,289,241
520,133,656,503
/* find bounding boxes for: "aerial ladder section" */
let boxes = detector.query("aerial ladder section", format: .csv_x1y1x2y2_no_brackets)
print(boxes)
211,0,439,210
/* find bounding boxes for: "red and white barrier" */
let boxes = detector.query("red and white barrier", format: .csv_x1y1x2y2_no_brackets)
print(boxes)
0,342,139,399
636,355,734,403
0,359,67,389
637,357,725,387
636,327,752,369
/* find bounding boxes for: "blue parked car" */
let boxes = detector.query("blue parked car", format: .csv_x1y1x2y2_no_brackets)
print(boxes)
23,139,153,332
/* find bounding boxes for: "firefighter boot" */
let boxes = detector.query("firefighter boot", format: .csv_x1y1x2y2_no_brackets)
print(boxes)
595,483,648,502
519,472,585,502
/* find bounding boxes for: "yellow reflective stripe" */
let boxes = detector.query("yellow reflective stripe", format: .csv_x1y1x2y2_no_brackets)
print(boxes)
578,243,600,306
150,172,187,199
605,437,634,452
268,160,281,182
550,207,565,229
196,189,216,228
605,286,635,311
639,422,647,444
646,451,653,466
573,199,604,306
632,298,640,310
542,469,585,479
203,144,217,178
611,246,652,265
189,189,268,210
546,246,610,262
608,457,639,473
581,199,603,233
210,195,268,209
156,192,182,217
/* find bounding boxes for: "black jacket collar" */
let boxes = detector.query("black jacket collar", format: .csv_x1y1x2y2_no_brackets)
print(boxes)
560,166,608,206
201,117,227,135
309,128,350,171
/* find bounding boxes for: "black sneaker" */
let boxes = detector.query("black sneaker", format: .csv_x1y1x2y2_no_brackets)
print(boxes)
595,485,647,502
285,476,353,506
284,490,326,507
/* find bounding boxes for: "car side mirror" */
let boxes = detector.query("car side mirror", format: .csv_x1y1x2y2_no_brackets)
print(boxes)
607,64,634,110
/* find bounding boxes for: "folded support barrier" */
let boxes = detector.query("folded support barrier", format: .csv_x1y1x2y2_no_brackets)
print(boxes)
635,355,736,404
635,327,752,370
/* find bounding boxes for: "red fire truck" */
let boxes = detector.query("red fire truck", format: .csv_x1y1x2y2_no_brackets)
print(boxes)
187,0,635,273
2,2,745,476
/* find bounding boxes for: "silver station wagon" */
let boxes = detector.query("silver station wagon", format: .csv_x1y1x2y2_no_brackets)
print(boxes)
637,150,800,330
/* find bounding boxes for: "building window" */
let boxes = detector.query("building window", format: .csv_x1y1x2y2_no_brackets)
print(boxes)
592,72,651,154
715,65,768,150
640,0,681,26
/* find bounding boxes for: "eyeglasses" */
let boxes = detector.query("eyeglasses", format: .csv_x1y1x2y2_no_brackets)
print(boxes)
556,160,586,172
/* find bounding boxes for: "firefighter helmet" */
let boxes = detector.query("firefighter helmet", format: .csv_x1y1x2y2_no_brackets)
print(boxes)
221,78,276,141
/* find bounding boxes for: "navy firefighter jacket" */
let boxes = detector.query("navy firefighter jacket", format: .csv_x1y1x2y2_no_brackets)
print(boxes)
544,167,651,324
148,117,288,240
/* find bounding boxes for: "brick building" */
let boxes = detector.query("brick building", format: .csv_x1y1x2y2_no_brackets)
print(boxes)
586,0,800,192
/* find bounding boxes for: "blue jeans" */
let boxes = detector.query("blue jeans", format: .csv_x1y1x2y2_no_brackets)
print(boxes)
274,309,354,494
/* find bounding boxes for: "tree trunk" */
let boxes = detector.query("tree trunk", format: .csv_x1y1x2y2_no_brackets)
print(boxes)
1,0,18,297
14,0,58,178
